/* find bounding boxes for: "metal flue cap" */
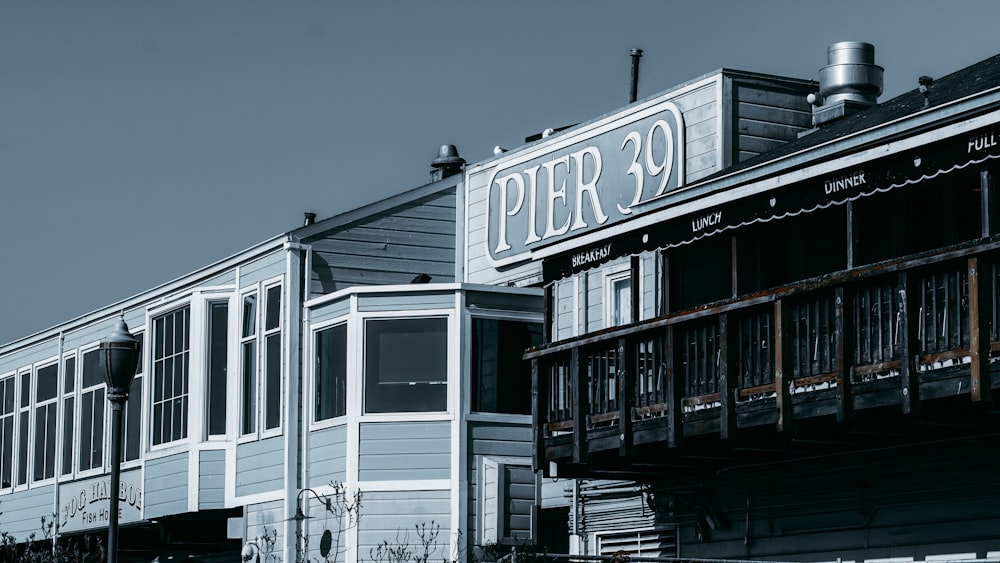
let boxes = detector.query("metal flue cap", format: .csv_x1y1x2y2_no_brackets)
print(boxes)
431,144,465,168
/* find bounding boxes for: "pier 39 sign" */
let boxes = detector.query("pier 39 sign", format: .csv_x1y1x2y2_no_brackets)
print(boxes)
479,99,685,267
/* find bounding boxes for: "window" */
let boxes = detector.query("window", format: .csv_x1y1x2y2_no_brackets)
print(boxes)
79,349,105,472
606,268,633,327
207,302,229,437
17,371,30,485
33,362,58,481
240,293,257,435
0,375,14,488
60,355,75,476
471,319,542,414
152,307,190,445
263,285,282,430
364,317,447,413
123,333,143,462
315,323,347,422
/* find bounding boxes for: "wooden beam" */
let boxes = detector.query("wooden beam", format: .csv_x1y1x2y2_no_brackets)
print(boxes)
969,256,993,403
774,299,793,432
899,271,920,414
835,286,854,423
619,337,634,456
666,325,684,448
570,348,589,464
719,313,737,439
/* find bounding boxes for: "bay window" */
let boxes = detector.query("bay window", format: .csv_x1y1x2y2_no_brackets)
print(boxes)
364,317,447,414
314,323,347,422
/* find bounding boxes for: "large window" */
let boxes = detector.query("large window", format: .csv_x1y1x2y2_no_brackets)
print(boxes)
60,355,75,476
33,362,58,481
364,317,447,413
17,371,30,485
240,293,257,435
1,375,14,488
471,319,542,414
207,302,229,437
79,350,104,472
315,323,347,422
263,285,282,431
152,307,190,445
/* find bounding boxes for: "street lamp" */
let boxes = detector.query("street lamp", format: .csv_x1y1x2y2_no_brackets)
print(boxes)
100,316,140,563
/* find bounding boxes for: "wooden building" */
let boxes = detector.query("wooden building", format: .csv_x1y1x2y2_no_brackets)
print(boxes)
467,43,1000,560
0,166,546,561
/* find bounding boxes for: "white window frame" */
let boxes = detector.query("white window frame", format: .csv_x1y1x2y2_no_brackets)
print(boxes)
147,302,193,450
604,262,640,328
31,357,60,485
466,310,544,418
120,327,145,468
238,286,259,441
478,455,532,545
260,280,283,437
359,309,455,422
75,344,107,478
0,370,17,494
59,351,77,478
204,293,234,441
309,316,350,431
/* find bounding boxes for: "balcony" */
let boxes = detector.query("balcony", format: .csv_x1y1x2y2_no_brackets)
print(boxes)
530,241,1000,479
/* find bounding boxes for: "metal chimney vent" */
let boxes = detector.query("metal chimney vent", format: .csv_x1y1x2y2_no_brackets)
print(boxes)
808,42,883,126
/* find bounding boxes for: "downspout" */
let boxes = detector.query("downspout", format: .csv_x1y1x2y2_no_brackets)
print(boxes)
52,331,65,555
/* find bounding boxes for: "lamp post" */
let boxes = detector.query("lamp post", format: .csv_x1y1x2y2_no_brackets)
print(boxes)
100,317,140,563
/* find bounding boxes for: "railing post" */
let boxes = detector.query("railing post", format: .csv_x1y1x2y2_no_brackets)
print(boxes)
665,325,683,448
899,271,920,414
774,299,793,432
618,337,634,456
835,286,853,422
571,348,589,464
532,358,545,473
969,257,993,403
719,313,737,440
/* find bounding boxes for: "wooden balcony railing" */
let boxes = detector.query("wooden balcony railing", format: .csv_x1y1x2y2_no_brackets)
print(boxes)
531,245,1000,468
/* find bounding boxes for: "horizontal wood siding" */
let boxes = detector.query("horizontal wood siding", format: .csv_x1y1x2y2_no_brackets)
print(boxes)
357,490,451,560
467,422,533,544
240,251,285,288
0,484,54,538
356,292,454,313
309,424,347,487
236,436,284,496
245,499,284,555
555,278,575,341
199,449,226,510
734,82,813,162
197,269,236,288
307,190,456,296
303,505,354,563
504,464,535,540
0,337,59,374
588,270,603,333
673,81,719,183
465,291,544,313
643,252,656,321
145,452,189,518
358,421,450,481
310,298,350,325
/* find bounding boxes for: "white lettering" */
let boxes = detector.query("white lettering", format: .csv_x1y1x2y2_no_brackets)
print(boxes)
570,147,607,231
969,132,998,153
523,165,542,244
823,170,866,195
691,211,722,233
542,155,571,239
493,172,525,254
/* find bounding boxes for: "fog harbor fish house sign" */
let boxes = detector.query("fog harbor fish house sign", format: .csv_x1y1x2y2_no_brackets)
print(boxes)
478,98,685,267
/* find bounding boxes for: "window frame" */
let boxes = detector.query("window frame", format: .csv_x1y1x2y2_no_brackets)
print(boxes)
31,357,59,484
0,371,16,493
359,309,455,421
238,276,284,441
467,310,544,417
205,297,232,440
261,281,283,436
148,303,192,449
59,352,77,478
311,317,349,429
604,262,638,329
75,345,107,478
238,288,259,440
121,329,145,467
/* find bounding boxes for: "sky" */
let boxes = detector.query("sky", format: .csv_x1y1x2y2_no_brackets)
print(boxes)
2,0,999,345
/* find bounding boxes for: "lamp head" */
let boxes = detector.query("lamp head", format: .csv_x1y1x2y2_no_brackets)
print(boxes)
100,316,140,394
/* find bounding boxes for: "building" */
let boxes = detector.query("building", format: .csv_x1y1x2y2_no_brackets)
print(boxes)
475,43,1000,560
0,161,548,561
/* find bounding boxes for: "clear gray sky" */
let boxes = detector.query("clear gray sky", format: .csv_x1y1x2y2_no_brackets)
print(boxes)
2,0,999,345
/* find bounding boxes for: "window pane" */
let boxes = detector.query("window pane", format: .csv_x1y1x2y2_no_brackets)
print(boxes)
242,294,257,338
265,286,281,331
82,349,103,388
17,411,28,485
207,302,229,436
36,364,58,402
364,318,447,413
264,334,281,430
124,375,142,462
91,388,104,469
19,372,29,408
61,397,74,476
64,357,76,393
1,414,12,487
242,341,256,435
79,392,94,471
472,319,543,414
315,324,347,421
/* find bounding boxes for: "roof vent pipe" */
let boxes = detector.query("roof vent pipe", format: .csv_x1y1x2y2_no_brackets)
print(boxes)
430,144,465,181
808,42,883,126
629,48,643,103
